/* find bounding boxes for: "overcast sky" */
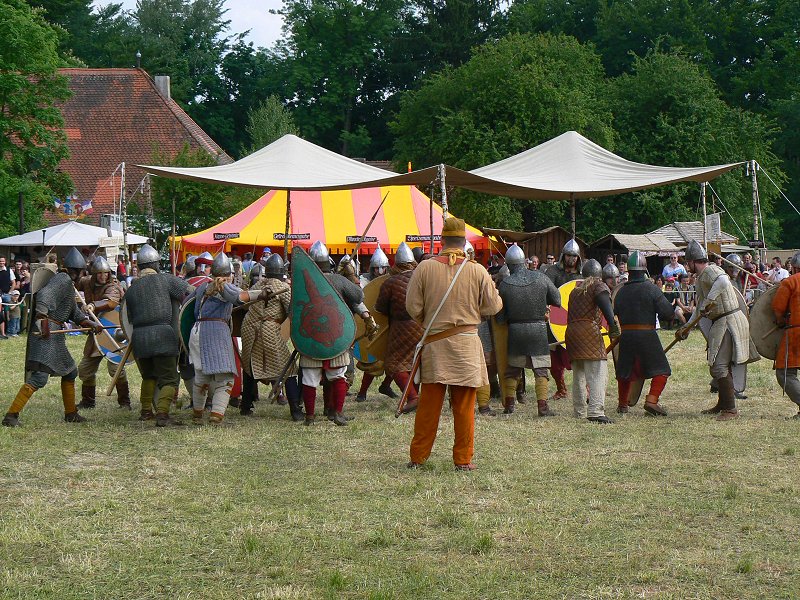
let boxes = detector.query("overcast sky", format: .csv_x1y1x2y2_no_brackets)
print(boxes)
93,0,285,49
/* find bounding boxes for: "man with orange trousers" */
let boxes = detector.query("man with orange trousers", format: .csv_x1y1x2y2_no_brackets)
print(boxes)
405,217,503,471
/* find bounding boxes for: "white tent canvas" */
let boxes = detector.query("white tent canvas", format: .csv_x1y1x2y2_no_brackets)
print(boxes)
0,221,149,248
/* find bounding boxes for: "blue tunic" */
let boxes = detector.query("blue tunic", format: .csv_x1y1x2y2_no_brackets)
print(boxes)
191,282,242,375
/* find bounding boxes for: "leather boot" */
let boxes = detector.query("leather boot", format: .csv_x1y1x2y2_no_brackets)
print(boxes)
4,383,36,426
287,395,304,422
62,379,86,423
77,384,96,409
478,405,497,416
537,399,555,417
192,409,204,425
332,412,349,426
549,375,567,402
2,412,20,427
116,380,131,409
139,409,155,421
643,394,667,416
715,374,738,421
516,372,527,404
503,397,515,415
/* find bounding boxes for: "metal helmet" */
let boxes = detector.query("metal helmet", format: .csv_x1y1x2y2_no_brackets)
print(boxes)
90,256,111,274
195,251,213,265
562,238,580,257
463,240,474,255
395,242,415,265
184,255,196,273
790,252,800,270
370,247,390,269
726,253,743,267
505,243,526,266
627,250,648,271
581,258,602,279
264,253,284,276
684,240,708,262
249,262,263,285
63,247,85,270
137,244,160,266
309,241,329,264
602,262,620,281
412,247,425,263
211,252,232,277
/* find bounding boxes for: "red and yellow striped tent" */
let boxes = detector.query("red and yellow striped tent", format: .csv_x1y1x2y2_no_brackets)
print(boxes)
172,186,488,258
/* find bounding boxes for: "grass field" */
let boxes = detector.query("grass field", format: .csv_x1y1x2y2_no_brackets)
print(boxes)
1,331,799,599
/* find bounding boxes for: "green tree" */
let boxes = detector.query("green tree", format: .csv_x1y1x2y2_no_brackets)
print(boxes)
392,33,613,230
579,51,783,244
245,95,299,154
0,0,73,236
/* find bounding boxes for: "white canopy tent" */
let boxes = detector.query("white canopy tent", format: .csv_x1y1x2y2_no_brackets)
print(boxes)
0,221,149,249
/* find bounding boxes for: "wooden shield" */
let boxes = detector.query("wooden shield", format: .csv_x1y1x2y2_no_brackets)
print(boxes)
24,268,55,377
362,274,390,362
290,247,356,360
549,279,610,349
750,285,780,360
120,296,133,342
93,306,133,365
179,295,196,355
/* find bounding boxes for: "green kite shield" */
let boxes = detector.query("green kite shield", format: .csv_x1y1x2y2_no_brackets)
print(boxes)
179,295,197,355
290,247,356,360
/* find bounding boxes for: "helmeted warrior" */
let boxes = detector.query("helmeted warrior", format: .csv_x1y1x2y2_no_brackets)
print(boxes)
412,247,425,263
188,252,264,424
614,251,676,416
2,247,101,427
360,247,390,287
75,255,129,409
677,240,759,420
240,253,303,421
374,242,423,413
336,254,361,285
545,238,582,401
301,241,378,425
602,262,620,291
724,254,745,294
565,259,620,423
773,252,800,417
125,243,195,425
464,240,475,261
194,251,213,276
497,243,561,416
181,255,196,279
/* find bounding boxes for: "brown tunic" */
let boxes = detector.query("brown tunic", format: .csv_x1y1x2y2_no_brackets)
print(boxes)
565,279,610,361
240,278,297,380
406,254,502,387
375,266,423,375
772,273,800,369
75,275,124,358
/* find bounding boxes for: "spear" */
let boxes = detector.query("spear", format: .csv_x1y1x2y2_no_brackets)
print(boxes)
349,190,391,265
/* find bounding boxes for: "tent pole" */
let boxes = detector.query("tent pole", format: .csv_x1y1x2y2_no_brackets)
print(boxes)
701,182,708,250
429,184,434,255
570,193,576,238
438,164,448,218
283,189,291,259
171,196,176,275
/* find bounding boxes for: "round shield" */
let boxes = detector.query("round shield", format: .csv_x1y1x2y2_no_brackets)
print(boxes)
750,285,781,360
179,295,196,355
549,279,610,349
361,274,390,361
119,296,134,342
94,306,134,365
31,265,56,294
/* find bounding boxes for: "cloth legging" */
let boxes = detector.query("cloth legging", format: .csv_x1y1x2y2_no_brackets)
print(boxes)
193,370,234,416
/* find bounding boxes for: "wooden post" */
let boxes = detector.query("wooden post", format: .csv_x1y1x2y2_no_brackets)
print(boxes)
283,189,292,259
570,193,576,238
701,182,708,250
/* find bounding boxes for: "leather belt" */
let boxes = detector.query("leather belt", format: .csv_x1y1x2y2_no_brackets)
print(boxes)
198,317,228,323
710,307,742,323
621,324,655,331
424,324,478,345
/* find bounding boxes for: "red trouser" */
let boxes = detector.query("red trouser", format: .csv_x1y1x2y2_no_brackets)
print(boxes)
410,383,476,466
392,371,418,402
617,357,668,404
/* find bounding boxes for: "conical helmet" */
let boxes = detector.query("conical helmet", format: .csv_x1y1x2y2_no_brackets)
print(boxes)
412,247,425,263
581,258,602,278
394,242,414,265
505,243,526,266
211,252,232,277
562,238,580,257
791,252,800,270
627,250,647,271
463,240,474,256
137,244,160,266
184,255,196,273
90,256,111,274
309,241,329,264
684,240,707,261
602,262,620,281
63,247,85,270
195,251,213,265
265,253,284,276
249,262,263,284
370,247,389,269
726,253,743,267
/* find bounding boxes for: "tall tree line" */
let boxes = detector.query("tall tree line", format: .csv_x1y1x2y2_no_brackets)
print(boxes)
15,0,800,246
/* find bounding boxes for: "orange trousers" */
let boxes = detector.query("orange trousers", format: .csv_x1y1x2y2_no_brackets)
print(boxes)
409,383,476,466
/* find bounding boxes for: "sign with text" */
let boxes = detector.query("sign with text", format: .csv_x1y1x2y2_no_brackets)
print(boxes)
213,232,240,240
406,234,441,242
346,235,378,243
747,239,766,248
274,232,311,240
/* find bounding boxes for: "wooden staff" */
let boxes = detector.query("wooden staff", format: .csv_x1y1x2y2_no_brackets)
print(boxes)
395,352,421,417
710,252,776,288
33,325,115,336
663,317,702,354
349,190,391,265
265,350,299,404
106,343,133,396
232,288,290,312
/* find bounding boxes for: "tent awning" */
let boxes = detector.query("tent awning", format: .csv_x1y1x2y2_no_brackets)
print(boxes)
172,186,487,255
0,221,149,248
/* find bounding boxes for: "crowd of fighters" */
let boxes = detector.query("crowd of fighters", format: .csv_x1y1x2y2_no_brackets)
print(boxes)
3,218,800,471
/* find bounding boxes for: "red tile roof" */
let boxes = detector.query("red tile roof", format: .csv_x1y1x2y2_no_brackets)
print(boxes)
53,68,232,224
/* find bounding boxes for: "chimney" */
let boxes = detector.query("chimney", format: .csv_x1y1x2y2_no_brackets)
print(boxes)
154,75,171,100
135,50,141,68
